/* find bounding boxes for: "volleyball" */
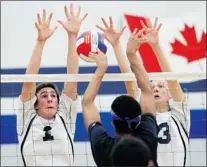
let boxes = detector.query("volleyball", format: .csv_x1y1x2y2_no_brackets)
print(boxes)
76,30,107,62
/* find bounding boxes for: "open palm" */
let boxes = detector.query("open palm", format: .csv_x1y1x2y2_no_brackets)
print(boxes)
35,9,58,41
96,17,126,46
140,17,162,46
58,3,88,35
127,28,147,54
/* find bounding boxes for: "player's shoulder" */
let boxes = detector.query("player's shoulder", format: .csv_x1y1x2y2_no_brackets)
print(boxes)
89,122,115,145
88,122,115,166
141,113,157,124
134,113,158,139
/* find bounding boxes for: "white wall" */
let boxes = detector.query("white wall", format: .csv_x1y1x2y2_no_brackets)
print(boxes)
1,1,206,69
1,1,206,166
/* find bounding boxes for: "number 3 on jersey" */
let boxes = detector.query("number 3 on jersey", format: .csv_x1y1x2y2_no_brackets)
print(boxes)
158,122,171,144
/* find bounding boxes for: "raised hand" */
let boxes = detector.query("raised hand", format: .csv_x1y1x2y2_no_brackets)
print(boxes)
89,49,108,71
140,17,162,47
58,3,88,35
96,17,126,46
126,28,147,55
35,9,58,41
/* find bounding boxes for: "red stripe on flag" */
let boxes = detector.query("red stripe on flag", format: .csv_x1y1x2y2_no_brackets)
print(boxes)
124,14,162,72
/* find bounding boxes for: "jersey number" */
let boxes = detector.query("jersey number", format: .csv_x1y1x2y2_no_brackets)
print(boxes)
158,123,171,144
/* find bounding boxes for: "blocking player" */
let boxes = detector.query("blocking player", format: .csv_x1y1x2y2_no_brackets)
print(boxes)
140,18,190,166
17,4,87,166
81,27,159,166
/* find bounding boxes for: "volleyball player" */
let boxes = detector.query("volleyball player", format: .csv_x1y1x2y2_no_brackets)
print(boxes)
81,28,159,167
105,16,190,166
16,4,87,166
139,18,190,166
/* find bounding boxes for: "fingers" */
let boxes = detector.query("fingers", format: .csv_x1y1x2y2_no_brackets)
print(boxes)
153,17,162,31
57,20,64,27
89,49,104,57
96,25,105,32
101,17,109,28
88,55,95,61
146,18,152,28
64,6,70,19
37,9,51,26
136,29,144,38
88,53,96,59
37,13,42,25
47,12,53,25
132,28,138,36
140,20,148,30
140,18,152,30
153,17,158,29
135,29,143,38
96,48,104,54
76,6,81,17
109,16,113,28
70,3,74,16
35,22,40,30
130,29,147,43
157,23,162,32
81,13,88,22
138,29,148,42
51,25,58,34
88,51,98,61
42,9,46,22
120,25,126,35
141,17,162,32
64,4,87,22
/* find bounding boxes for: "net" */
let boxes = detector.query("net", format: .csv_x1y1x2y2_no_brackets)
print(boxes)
1,72,206,82
1,72,206,166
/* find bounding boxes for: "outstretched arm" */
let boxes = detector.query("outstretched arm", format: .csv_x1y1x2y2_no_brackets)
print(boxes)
96,17,139,98
82,50,108,130
126,29,156,115
140,18,185,102
20,10,58,102
58,3,88,100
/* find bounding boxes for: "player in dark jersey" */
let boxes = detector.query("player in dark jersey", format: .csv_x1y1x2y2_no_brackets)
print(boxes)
81,25,158,166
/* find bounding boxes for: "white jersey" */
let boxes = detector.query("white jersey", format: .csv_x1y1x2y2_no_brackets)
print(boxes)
156,99,191,166
16,93,77,166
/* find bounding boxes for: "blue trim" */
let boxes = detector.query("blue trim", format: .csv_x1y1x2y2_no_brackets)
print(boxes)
0,109,206,144
1,67,206,98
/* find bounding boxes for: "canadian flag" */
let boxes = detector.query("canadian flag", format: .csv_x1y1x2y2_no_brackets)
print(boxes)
123,11,206,73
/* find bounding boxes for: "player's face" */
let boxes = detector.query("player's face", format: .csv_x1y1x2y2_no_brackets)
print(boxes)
150,80,170,105
36,87,58,119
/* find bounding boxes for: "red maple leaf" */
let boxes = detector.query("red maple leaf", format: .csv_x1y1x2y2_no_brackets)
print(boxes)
170,24,206,63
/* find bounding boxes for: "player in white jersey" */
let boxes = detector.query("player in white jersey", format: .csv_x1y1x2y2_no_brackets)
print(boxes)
139,18,190,166
99,16,190,166
16,4,87,166
150,80,190,166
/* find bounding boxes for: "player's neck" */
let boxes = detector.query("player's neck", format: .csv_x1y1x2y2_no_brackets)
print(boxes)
116,133,131,138
156,103,170,113
37,112,56,120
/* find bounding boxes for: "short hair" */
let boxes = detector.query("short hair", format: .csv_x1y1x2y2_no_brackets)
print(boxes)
111,95,141,134
35,82,60,105
111,136,151,167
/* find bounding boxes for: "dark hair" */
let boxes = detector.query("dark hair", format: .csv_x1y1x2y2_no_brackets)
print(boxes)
111,136,151,167
111,95,141,134
34,82,60,108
